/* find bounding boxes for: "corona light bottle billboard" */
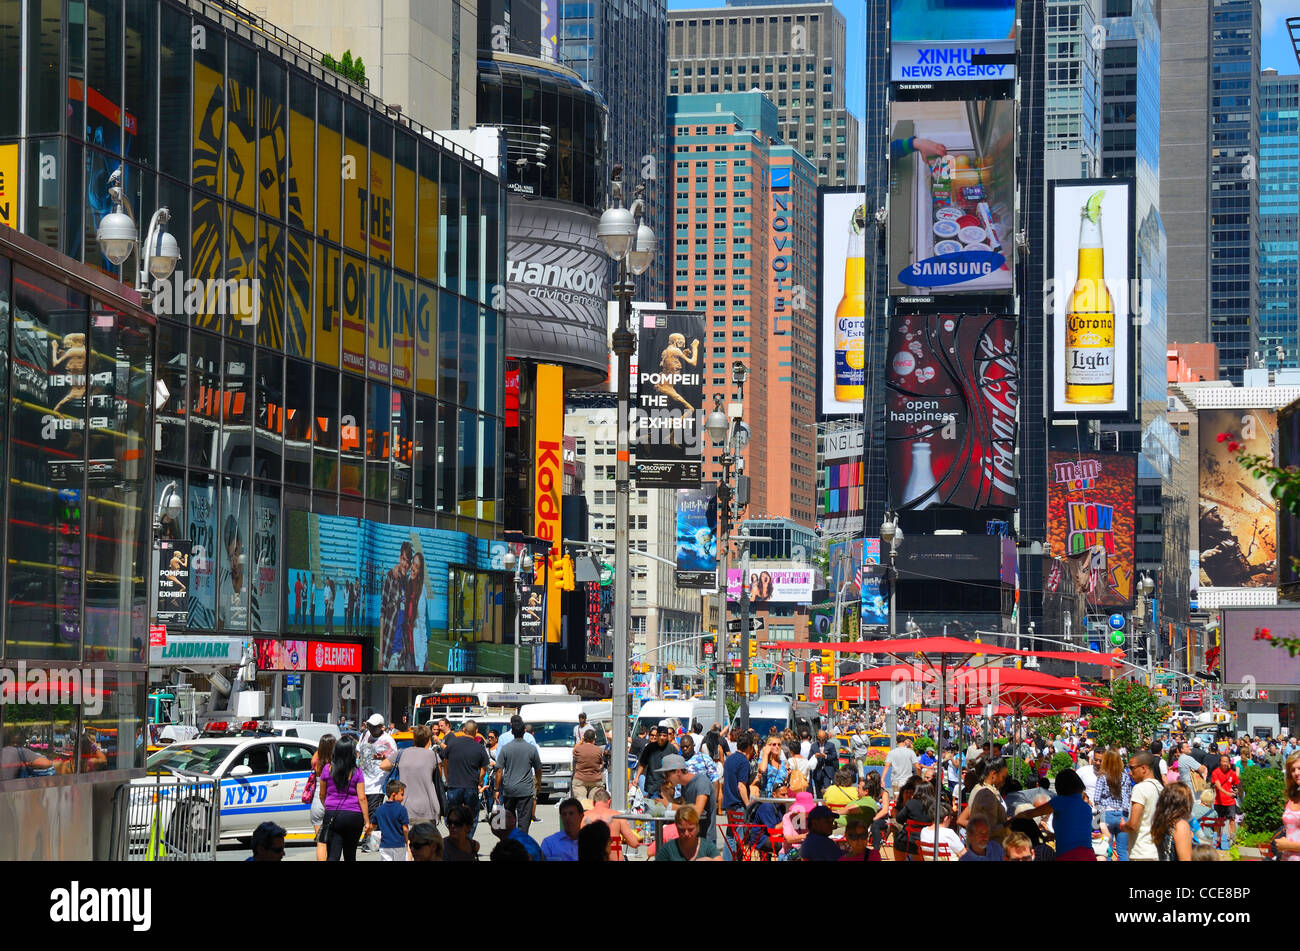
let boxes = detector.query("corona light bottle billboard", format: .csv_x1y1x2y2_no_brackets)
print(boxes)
1064,190,1115,404
834,204,867,403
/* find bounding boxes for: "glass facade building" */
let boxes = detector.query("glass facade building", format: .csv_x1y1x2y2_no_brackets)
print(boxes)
0,0,508,704
558,0,668,302
1045,0,1103,177
1209,0,1261,382
1258,72,1299,369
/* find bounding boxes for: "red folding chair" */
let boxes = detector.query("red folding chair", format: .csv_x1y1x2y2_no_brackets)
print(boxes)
916,837,953,861
901,820,928,862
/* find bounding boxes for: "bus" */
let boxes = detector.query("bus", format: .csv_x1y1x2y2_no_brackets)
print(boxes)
411,683,575,728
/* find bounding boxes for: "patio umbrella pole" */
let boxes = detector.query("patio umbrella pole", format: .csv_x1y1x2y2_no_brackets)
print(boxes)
935,654,946,859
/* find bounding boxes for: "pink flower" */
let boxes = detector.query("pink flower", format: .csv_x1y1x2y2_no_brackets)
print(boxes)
1228,441,1240,453
1255,628,1273,641
1217,433,1230,443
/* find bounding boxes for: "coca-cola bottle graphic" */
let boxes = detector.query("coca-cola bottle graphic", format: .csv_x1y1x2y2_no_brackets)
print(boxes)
902,441,938,509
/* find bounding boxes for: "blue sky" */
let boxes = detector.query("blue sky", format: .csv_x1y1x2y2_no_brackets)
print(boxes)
1261,1,1300,74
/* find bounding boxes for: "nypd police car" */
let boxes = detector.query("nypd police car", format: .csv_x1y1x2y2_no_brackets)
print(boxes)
133,734,316,849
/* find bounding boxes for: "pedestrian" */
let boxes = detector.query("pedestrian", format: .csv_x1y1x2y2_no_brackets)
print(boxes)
1276,751,1300,860
1151,781,1194,861
408,821,443,861
958,817,1004,861
919,804,965,861
247,821,285,862
959,757,1009,840
629,725,649,761
578,819,613,861
1001,830,1035,861
488,800,543,860
635,726,678,798
1209,753,1240,848
840,815,882,862
1095,749,1132,861
884,734,920,799
540,797,585,861
720,733,755,861
495,717,543,835
799,805,842,861
309,734,336,861
1121,752,1164,861
659,753,717,843
1017,768,1095,861
442,803,480,861
370,780,410,861
784,740,812,794
357,713,397,851
655,805,722,861
754,736,788,798
811,729,839,795
573,712,591,746
571,728,606,802
582,788,643,855
441,718,491,837
318,735,369,862
380,724,442,827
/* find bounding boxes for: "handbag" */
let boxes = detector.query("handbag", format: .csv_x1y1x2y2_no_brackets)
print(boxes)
302,769,318,805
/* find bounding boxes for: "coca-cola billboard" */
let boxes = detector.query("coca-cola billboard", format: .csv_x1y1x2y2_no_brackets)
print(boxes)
886,313,1017,510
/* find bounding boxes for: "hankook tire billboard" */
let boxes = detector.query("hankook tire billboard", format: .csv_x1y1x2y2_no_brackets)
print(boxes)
505,197,609,383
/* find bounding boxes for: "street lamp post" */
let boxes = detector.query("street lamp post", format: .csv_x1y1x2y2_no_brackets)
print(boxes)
598,164,656,809
503,550,523,683
706,363,750,730
880,511,903,746
1139,573,1157,687
96,165,181,301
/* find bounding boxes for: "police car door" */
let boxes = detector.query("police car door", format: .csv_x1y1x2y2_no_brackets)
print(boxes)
219,742,278,835
274,742,317,833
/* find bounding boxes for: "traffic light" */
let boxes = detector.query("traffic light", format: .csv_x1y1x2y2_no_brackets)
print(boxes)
551,555,575,592
748,633,758,658
532,553,547,583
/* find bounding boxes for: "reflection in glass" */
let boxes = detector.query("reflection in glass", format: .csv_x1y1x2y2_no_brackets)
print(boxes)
313,367,339,492
187,471,218,630
255,352,284,482
251,483,281,634
366,381,391,503
0,705,75,779
222,341,253,476
284,359,312,485
340,373,365,497
218,476,251,632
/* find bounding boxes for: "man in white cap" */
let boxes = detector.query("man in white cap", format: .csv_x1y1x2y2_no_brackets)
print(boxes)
358,713,398,850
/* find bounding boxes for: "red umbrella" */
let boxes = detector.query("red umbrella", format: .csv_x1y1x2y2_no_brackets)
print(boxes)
838,664,937,684
760,640,1124,668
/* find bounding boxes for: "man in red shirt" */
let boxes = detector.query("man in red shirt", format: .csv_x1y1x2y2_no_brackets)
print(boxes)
1210,753,1241,848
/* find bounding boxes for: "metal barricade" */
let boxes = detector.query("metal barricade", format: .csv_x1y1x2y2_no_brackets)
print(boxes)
109,773,221,861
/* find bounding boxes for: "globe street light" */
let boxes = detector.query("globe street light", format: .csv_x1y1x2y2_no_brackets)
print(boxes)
503,549,524,684
95,165,180,301
602,163,655,810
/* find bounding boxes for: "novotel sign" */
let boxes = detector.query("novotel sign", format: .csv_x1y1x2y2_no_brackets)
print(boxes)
770,166,794,328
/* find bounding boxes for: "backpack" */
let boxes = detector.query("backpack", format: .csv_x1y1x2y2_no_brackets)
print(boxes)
788,766,809,794
1188,768,1208,796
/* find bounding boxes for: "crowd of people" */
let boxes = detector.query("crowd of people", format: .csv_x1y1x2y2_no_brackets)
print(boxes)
242,706,1300,862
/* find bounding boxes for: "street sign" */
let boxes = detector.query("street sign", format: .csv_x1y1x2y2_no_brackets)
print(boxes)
751,661,775,671
730,658,742,669
726,617,765,633
1108,613,1125,631
602,671,614,678
810,673,828,701
703,641,714,656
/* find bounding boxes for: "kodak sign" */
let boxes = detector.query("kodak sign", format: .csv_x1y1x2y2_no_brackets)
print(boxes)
534,364,565,643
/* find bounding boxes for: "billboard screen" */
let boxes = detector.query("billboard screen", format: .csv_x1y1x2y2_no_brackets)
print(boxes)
886,313,1016,509
1051,181,1134,416
1279,399,1300,601
1222,607,1300,688
888,99,1014,297
890,0,1017,83
1198,409,1277,589
674,487,718,589
534,364,564,550
820,191,868,415
505,198,609,382
1047,451,1137,608
284,511,505,673
636,310,705,486
821,427,865,534
828,539,889,626
726,565,815,604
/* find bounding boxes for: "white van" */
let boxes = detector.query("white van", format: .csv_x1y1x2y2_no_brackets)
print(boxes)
517,701,612,800
633,700,719,740
730,696,821,739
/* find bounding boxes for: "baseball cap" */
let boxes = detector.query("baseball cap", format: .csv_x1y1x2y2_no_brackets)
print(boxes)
808,805,835,824
656,754,689,773
367,713,386,727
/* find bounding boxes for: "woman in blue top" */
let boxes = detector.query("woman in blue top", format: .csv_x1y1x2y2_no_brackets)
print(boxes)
1094,750,1132,861
755,737,788,799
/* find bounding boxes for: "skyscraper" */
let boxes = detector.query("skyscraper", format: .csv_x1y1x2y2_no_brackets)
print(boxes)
668,91,819,526
1258,69,1299,369
558,0,668,302
1044,0,1104,180
666,1,860,187
1160,0,1261,383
